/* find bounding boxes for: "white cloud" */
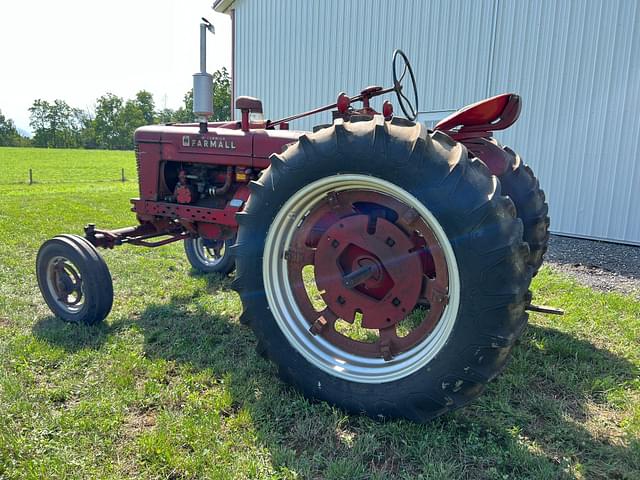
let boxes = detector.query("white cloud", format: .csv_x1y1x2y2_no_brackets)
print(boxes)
0,0,231,132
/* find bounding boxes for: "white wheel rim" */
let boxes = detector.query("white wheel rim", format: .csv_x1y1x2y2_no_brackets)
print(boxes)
262,174,461,384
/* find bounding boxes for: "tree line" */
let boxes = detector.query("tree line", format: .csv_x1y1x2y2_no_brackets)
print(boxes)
0,68,230,150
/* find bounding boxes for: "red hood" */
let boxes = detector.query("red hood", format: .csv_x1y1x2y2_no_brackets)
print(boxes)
135,124,306,162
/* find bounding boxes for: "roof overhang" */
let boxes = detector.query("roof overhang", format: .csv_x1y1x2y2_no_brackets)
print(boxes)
212,0,235,14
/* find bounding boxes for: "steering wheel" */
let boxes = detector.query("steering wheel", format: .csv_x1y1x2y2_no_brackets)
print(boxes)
392,49,419,121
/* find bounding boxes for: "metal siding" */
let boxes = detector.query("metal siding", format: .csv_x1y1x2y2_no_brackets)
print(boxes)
234,0,496,130
233,0,640,244
491,0,640,244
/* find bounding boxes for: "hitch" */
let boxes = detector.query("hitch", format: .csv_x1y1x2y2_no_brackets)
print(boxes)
525,303,565,316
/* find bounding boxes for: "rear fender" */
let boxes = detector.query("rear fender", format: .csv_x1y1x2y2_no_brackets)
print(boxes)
458,137,513,177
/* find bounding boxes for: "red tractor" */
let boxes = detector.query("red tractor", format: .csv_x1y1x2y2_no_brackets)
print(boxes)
36,21,551,421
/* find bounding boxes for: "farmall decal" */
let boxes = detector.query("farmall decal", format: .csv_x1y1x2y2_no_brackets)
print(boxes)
182,135,236,150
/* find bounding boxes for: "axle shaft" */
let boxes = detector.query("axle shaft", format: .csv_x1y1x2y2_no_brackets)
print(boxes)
342,264,376,289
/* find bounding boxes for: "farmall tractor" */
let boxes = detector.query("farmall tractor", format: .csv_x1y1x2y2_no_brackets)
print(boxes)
36,20,554,421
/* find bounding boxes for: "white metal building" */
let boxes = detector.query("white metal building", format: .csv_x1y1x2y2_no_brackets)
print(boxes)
214,0,640,245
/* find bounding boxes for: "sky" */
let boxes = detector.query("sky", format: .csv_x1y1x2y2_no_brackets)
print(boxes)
0,0,232,134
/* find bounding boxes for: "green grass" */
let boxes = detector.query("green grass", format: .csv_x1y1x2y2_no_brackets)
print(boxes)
0,146,132,184
0,146,638,479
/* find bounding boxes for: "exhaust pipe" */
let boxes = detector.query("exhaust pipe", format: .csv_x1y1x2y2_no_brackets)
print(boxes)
193,18,215,133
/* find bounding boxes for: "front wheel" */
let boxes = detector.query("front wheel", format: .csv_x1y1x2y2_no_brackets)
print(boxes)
36,234,113,325
233,118,531,421
184,237,235,275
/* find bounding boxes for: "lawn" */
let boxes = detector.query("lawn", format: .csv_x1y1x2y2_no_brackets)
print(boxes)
0,147,638,479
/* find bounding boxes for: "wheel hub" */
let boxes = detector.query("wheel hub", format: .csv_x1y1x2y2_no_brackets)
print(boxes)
263,174,460,382
49,257,83,307
314,214,423,329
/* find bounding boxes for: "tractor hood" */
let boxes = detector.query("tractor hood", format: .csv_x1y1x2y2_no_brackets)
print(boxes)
134,124,306,168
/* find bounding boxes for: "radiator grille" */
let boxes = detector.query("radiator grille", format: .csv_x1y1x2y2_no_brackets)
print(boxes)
134,144,142,197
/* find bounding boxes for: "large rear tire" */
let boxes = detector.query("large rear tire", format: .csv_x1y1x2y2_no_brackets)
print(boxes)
233,118,531,421
497,145,549,276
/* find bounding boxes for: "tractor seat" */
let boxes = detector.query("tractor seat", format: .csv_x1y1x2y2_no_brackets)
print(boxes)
235,96,263,113
435,93,521,133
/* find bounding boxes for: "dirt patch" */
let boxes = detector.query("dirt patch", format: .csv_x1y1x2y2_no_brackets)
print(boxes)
545,235,640,299
120,407,158,440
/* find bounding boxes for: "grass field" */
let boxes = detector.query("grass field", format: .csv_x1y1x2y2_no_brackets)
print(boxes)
0,147,638,479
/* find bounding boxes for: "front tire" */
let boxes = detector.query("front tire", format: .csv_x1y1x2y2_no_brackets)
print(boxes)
36,234,113,325
184,237,235,275
233,118,531,421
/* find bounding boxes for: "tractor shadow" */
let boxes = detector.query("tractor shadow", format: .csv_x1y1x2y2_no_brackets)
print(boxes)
32,315,123,352
30,269,233,353
187,267,234,291
33,288,640,478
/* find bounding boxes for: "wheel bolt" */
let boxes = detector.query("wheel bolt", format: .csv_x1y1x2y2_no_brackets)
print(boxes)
386,237,395,247
392,297,401,306
337,296,346,305
331,239,340,248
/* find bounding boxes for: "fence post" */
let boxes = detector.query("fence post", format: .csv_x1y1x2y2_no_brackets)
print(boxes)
29,169,33,185
121,168,125,182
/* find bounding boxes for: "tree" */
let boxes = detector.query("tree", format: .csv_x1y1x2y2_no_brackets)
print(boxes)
133,90,155,124
93,91,158,149
94,93,127,149
121,97,147,147
156,107,176,124
172,89,194,123
0,109,24,146
28,99,82,148
77,110,98,149
17,70,232,150
212,67,231,121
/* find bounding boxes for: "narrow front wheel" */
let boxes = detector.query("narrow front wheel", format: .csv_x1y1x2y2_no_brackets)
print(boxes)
184,237,235,275
36,234,113,325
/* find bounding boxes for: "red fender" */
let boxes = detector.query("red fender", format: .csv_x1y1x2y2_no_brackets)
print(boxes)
457,137,514,177
435,93,522,176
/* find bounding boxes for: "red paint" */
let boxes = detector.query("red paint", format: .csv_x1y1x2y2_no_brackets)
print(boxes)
131,184,249,227
435,93,521,134
197,223,223,240
435,93,522,176
175,185,195,204
251,129,304,160
241,110,249,131
382,100,393,118
457,137,514,176
336,93,350,114
314,214,423,329
93,77,523,252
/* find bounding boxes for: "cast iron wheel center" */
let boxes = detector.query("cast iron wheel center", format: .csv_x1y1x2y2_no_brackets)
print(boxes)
314,214,423,329
282,185,453,362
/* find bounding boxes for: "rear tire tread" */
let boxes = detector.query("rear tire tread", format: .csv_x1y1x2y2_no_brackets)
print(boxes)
234,118,531,421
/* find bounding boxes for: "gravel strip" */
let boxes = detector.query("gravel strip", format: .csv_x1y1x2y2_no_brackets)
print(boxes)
544,234,640,298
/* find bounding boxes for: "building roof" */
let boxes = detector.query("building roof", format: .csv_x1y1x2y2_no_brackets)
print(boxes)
212,0,235,14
